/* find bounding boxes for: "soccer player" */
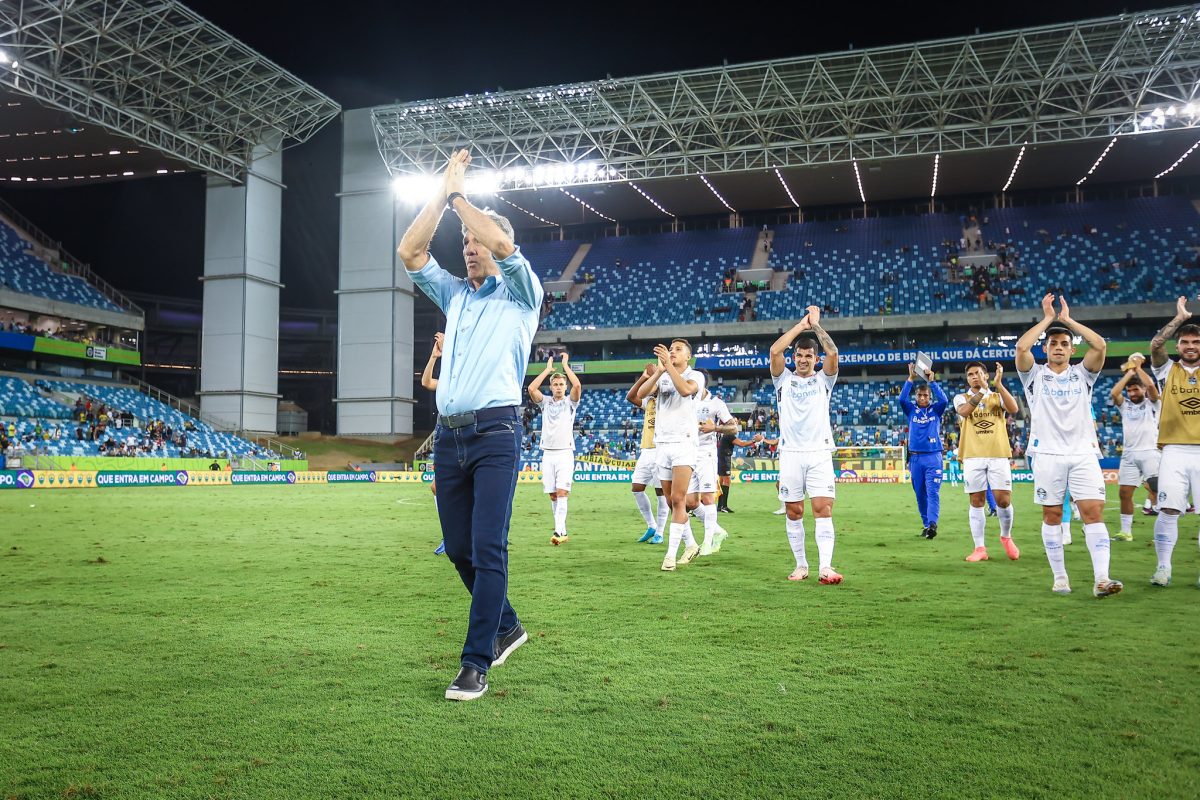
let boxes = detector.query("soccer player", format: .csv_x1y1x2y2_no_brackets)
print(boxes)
769,305,843,585
1016,293,1122,597
1148,294,1200,587
422,332,446,556
528,353,582,544
716,430,760,513
636,339,705,571
954,361,1020,561
688,385,737,555
1109,359,1161,542
627,364,669,544
899,362,949,539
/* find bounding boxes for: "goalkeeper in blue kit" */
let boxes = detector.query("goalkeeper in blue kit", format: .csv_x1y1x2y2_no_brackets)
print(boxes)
899,362,949,538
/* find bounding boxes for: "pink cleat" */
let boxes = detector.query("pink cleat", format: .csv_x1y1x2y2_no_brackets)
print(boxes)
965,547,989,563
1000,537,1020,561
787,566,810,581
818,568,843,585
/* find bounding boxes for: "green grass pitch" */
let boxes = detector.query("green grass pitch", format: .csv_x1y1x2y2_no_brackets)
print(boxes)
2,482,1198,799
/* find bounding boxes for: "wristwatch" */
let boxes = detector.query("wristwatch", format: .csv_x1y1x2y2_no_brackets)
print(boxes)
446,192,464,209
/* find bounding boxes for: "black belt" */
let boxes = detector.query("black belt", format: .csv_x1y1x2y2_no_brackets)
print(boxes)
438,405,518,430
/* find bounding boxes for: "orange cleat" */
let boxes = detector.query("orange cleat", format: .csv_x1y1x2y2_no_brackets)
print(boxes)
818,568,843,585
1000,537,1020,560
965,547,989,562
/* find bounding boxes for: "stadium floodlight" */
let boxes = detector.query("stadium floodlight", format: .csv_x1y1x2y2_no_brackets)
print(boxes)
1002,144,1026,192
0,49,8,65
1154,135,1200,178
497,196,557,226
700,174,736,212
465,169,501,195
774,168,800,208
629,182,674,217
559,187,615,222
391,174,439,205
930,154,940,198
852,161,866,203
1077,136,1118,185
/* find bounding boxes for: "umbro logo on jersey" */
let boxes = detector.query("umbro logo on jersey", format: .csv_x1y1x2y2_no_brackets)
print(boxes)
974,419,995,430
1181,396,1200,411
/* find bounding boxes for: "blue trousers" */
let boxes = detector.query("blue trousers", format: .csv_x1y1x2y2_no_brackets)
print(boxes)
433,411,523,674
910,452,944,527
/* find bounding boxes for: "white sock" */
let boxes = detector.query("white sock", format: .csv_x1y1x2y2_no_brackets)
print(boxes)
1042,523,1066,579
549,496,558,516
633,491,655,528
968,505,987,548
785,517,808,569
554,496,569,536
815,517,835,570
667,522,687,559
681,516,697,548
1083,522,1111,584
1119,514,1133,535
656,495,670,535
701,504,718,549
1154,513,1180,570
997,505,1014,539
1143,498,1152,510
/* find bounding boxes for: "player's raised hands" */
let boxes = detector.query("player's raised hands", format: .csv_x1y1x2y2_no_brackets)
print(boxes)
993,362,1004,384
653,344,670,368
1177,294,1196,320
1058,295,1072,322
1040,292,1056,319
443,149,469,196
642,362,656,377
432,331,444,358
560,352,570,367
805,305,822,327
543,356,555,373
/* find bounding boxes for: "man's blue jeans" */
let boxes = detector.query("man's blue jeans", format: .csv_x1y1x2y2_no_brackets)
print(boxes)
434,411,523,674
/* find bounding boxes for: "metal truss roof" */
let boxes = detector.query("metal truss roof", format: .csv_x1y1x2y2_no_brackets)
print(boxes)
372,4,1200,186
0,0,341,182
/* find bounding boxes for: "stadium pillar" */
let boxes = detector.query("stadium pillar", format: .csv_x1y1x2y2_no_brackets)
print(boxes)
199,141,282,435
333,108,414,439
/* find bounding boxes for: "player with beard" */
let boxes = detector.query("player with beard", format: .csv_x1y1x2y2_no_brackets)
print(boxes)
1109,361,1160,542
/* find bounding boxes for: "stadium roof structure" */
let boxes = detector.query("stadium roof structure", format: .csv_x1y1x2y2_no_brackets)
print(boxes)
373,4,1200,226
0,0,341,184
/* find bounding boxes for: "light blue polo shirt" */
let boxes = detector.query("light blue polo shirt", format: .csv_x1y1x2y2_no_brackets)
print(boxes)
410,247,543,416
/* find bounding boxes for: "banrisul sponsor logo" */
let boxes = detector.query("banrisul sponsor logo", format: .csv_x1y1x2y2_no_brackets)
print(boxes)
0,470,35,489
327,471,377,483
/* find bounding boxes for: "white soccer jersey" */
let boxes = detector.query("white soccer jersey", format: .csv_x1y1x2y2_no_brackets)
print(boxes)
773,370,838,452
695,395,734,452
1118,398,1160,452
1018,363,1100,456
653,368,705,445
539,396,579,451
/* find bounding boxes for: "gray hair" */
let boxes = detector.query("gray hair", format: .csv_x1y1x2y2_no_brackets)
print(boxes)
462,208,515,243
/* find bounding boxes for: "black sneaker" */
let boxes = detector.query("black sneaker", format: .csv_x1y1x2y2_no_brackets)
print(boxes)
445,666,488,701
926,523,938,540
722,507,735,514
920,526,931,538
986,507,998,517
492,623,528,667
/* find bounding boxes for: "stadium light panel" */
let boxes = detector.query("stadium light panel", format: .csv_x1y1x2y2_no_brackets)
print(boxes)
852,161,866,203
0,49,8,65
1076,136,1118,186
1155,135,1200,179
774,169,800,207
699,174,736,212
391,174,439,204
930,154,940,198
629,182,674,217
559,187,615,222
1002,144,1027,192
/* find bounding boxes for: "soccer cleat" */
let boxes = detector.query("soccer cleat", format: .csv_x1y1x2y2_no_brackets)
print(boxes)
445,666,488,701
965,546,989,562
492,624,528,667
818,568,844,585
1093,579,1124,598
550,534,569,546
434,540,446,556
1051,576,1072,595
712,528,729,552
1062,530,1073,545
925,523,938,540
787,566,810,581
679,544,701,565
772,507,787,515
1111,531,1133,542
1000,537,1020,561
1141,506,1159,516
637,527,657,543
698,544,714,557
1150,566,1172,587
660,555,676,572
920,526,931,538
648,534,663,544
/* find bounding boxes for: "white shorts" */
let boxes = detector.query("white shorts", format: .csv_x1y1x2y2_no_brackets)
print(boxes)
1157,444,1200,513
962,457,1012,494
1118,449,1161,487
632,448,660,488
656,440,697,481
1031,452,1107,506
688,450,718,495
778,450,836,502
541,449,575,493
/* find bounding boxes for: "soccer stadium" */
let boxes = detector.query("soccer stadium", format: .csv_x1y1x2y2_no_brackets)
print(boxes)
3,1,1200,797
